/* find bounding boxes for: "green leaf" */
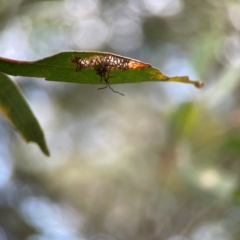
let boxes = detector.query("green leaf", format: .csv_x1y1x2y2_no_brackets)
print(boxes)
0,51,204,88
0,72,49,156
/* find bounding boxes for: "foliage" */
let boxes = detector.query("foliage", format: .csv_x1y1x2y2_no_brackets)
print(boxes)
0,52,202,155
0,1,240,240
0,72,49,155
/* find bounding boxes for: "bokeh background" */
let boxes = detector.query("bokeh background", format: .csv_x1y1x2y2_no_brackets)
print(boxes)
1,0,240,239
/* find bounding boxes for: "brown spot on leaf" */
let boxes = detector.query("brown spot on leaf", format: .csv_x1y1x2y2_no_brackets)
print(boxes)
128,60,151,69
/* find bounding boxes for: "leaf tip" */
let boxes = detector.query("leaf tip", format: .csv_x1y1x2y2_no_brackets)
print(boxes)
39,144,50,157
193,81,204,89
45,151,50,157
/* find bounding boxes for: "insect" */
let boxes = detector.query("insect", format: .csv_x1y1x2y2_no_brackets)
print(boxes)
71,54,130,96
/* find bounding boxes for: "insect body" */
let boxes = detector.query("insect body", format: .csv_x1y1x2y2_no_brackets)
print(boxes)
71,54,131,96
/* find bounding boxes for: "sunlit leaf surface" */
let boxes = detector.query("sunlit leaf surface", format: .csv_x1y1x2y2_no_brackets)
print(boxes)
0,51,204,89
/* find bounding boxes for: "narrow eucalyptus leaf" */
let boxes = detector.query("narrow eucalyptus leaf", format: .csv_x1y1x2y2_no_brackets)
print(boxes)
0,72,49,156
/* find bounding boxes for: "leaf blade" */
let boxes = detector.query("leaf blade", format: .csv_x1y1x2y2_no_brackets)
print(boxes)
0,51,204,87
0,72,49,156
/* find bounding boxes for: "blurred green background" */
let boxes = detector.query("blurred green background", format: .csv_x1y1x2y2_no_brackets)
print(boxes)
1,0,240,239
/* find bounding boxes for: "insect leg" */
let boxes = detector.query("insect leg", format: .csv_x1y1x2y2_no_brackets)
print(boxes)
98,81,108,90
103,76,124,96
